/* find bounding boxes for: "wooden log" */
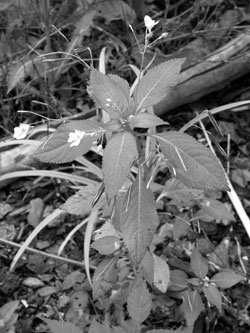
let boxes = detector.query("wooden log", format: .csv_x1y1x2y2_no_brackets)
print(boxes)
154,32,250,115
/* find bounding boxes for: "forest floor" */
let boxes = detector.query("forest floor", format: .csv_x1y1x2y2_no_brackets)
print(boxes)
0,1,250,332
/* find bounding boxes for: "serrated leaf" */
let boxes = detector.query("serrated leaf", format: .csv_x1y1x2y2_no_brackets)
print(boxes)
121,169,159,264
127,278,152,324
180,290,204,327
103,131,138,198
153,131,228,191
135,59,184,111
211,270,244,289
35,119,102,163
61,182,102,216
191,248,208,279
88,70,129,118
153,254,170,293
129,112,166,129
108,74,130,97
203,284,222,312
168,270,188,291
42,318,82,333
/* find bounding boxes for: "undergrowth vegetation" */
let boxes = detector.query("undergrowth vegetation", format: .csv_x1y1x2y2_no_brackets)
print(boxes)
0,1,250,333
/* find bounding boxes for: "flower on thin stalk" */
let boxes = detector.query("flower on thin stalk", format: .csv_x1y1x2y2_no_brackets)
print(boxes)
144,15,159,34
13,123,30,140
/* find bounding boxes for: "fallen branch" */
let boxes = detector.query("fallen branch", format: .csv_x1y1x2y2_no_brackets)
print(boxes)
155,31,250,114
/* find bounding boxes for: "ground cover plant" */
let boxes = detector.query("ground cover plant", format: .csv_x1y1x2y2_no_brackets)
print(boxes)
0,1,250,333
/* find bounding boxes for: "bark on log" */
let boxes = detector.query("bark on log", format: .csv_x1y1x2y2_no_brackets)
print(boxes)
154,32,250,115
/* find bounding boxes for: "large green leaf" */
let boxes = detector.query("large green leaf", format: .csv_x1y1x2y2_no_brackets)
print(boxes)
61,182,103,216
127,278,152,324
153,131,228,191
211,270,244,289
88,70,129,119
135,59,184,111
103,131,138,198
36,119,102,163
120,169,159,264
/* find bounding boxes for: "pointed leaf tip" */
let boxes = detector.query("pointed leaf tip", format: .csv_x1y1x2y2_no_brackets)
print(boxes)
154,131,229,191
88,70,129,118
135,58,185,111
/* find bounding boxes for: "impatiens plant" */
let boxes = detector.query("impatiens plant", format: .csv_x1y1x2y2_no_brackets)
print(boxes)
33,16,245,333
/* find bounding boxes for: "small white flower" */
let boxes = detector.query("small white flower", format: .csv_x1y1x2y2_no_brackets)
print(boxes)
144,15,159,32
68,129,85,147
13,123,30,139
